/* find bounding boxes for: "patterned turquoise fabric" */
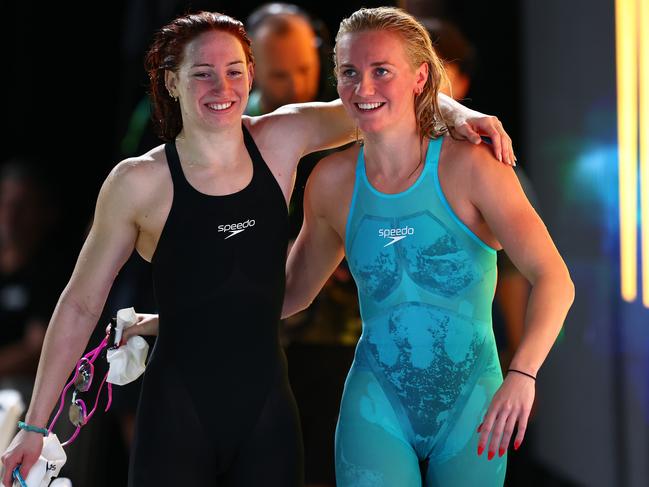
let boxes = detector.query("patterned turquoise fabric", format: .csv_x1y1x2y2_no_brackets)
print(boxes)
336,137,506,486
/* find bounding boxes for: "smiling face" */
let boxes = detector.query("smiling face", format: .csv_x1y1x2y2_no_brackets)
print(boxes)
165,30,254,132
335,30,427,135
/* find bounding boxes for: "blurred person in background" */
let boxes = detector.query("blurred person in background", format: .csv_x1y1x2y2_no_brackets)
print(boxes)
246,3,325,115
246,6,359,485
1,10,511,486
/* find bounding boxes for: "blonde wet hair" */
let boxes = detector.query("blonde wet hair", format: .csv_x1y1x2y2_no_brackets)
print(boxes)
334,7,449,139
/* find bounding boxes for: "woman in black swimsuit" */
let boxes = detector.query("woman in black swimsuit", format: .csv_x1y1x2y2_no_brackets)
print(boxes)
1,11,514,486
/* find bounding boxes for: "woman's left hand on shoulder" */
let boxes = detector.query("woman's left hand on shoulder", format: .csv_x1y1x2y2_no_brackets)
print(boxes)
452,113,516,167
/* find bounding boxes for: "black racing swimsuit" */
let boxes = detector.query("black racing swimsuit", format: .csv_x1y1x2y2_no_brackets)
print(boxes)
129,126,303,486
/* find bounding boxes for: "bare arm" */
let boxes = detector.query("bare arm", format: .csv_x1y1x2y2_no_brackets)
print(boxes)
437,93,515,165
254,95,516,177
282,157,346,318
468,148,574,458
120,313,160,343
26,164,140,427
1,162,141,484
471,158,574,376
247,100,355,175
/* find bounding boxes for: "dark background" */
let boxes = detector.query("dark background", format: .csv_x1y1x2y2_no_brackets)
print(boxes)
4,0,520,258
14,2,648,487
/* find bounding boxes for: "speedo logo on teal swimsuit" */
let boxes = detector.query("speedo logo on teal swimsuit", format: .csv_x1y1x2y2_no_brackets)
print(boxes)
218,219,256,240
378,225,414,247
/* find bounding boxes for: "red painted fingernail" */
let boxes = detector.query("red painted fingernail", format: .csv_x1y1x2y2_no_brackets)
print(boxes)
488,451,495,460
499,448,505,457
514,441,521,450
477,445,484,456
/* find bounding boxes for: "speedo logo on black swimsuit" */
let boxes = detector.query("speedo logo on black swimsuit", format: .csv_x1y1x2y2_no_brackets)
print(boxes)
378,225,414,247
218,219,256,240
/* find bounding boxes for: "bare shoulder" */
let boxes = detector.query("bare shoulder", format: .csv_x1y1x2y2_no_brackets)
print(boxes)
306,144,359,233
442,135,496,167
309,144,359,195
99,144,171,211
243,111,290,143
243,108,305,145
442,136,515,185
242,113,303,171
110,144,167,184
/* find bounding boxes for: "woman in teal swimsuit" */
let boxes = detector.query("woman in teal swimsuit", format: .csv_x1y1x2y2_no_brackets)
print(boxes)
0,9,519,486
282,7,574,486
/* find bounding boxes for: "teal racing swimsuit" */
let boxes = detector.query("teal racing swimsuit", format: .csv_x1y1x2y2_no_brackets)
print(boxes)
336,136,506,486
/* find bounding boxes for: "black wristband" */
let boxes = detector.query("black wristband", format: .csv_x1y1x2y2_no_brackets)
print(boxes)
507,368,536,381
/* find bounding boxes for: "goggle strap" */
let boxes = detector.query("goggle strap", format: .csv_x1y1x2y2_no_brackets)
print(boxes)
85,336,109,363
61,425,81,447
85,372,110,422
105,383,113,412
48,372,76,435
48,333,111,436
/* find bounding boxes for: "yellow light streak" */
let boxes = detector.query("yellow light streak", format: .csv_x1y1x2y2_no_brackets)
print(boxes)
616,0,638,302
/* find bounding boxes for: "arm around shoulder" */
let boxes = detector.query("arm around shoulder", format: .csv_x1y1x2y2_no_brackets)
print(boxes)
250,100,355,166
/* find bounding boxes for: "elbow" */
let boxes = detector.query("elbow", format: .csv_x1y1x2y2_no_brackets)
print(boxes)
282,275,309,319
281,292,312,319
553,264,575,308
564,270,576,307
281,300,294,320
58,288,104,324
557,258,575,306
532,263,575,307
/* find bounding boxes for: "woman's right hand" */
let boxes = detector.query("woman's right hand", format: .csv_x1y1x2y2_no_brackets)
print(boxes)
1,430,44,487
120,313,159,344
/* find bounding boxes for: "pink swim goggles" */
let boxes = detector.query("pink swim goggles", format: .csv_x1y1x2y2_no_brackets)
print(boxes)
47,330,114,446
